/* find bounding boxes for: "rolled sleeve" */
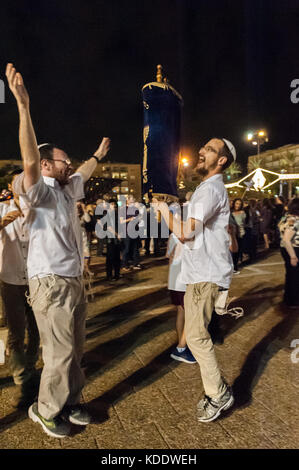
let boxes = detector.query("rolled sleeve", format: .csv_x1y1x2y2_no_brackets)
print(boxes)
65,172,85,201
189,185,221,224
12,172,49,208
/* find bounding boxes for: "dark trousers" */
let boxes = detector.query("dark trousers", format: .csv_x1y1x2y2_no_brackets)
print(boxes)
281,247,299,306
122,237,140,267
106,242,121,279
144,237,160,255
1,282,40,385
232,236,244,270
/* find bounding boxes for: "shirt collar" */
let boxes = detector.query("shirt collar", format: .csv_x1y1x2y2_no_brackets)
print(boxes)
199,173,223,187
42,176,60,188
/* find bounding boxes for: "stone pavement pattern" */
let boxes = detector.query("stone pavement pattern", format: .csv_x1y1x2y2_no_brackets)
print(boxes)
0,250,298,449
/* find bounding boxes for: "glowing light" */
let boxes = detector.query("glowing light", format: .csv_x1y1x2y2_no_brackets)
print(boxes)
258,131,265,136
252,141,257,145
252,169,266,190
247,133,253,140
225,167,299,191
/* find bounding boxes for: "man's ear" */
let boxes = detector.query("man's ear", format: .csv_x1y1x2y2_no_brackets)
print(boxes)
41,159,51,170
218,156,227,168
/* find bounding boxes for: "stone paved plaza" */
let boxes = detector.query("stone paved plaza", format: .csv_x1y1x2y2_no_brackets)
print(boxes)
0,250,298,449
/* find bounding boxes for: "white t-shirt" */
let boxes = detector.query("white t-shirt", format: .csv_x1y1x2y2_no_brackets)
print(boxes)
180,174,233,289
167,233,186,292
13,172,85,279
0,199,29,285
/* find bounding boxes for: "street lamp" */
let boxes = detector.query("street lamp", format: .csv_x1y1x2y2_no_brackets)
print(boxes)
247,130,269,155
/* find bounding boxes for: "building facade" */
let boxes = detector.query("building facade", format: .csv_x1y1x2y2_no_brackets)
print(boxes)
94,162,142,201
247,143,299,173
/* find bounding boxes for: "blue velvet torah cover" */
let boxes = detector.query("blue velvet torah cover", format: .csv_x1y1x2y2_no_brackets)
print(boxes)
142,82,183,201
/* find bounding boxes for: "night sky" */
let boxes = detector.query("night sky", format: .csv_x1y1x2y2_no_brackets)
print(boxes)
0,0,299,170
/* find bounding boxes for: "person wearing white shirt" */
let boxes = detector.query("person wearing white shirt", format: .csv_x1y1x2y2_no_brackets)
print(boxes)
6,63,110,438
167,232,196,364
0,174,40,408
153,137,236,423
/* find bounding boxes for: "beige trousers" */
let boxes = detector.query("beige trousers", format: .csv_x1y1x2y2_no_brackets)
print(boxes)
184,282,226,399
29,275,86,420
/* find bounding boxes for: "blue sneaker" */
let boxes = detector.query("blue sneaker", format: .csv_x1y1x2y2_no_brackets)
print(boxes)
170,347,197,364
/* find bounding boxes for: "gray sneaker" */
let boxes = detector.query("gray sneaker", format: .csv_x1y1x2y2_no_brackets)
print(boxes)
62,405,91,425
28,402,71,438
197,388,234,422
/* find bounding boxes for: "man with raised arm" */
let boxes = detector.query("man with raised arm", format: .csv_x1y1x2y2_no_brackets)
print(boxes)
6,63,110,438
153,138,236,423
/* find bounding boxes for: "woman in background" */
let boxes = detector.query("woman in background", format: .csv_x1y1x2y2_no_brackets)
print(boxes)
279,198,299,308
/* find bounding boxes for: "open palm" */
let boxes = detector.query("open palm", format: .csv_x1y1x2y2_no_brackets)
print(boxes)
6,63,29,108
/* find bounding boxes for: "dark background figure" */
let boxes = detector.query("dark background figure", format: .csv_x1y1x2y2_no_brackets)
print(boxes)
279,198,299,308
231,198,246,273
260,198,274,250
106,199,121,281
272,196,286,248
95,198,108,256
243,199,260,263
121,195,141,271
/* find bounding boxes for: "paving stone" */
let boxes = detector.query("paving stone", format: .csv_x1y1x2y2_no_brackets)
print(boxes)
232,398,299,448
95,422,168,449
114,386,179,431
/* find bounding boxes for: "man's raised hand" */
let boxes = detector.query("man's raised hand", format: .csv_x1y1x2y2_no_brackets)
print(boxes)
94,137,111,160
5,63,29,109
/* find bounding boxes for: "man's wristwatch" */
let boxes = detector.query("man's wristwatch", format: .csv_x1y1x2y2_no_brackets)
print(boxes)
91,155,100,164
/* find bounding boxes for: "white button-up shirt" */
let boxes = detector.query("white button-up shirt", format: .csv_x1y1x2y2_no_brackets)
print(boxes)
0,199,29,285
179,174,233,289
13,172,85,279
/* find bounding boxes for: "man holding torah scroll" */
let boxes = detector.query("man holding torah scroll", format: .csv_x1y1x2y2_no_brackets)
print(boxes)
153,137,236,423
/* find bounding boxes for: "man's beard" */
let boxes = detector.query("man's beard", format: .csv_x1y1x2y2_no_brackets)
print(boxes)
195,166,209,176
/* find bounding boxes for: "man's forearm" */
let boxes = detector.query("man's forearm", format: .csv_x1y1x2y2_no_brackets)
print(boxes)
158,204,197,242
19,106,40,188
76,158,98,183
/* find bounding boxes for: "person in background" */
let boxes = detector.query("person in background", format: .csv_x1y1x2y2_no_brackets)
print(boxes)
273,196,285,247
244,199,260,263
167,232,196,364
279,197,299,308
0,170,40,408
95,198,109,256
231,198,246,273
260,198,273,250
77,201,93,276
120,195,141,271
106,199,121,281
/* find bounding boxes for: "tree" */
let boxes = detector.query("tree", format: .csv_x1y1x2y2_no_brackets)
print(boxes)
247,156,264,171
280,151,296,199
224,161,242,182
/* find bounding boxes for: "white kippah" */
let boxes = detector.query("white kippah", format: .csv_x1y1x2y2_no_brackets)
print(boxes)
38,143,51,149
222,138,236,161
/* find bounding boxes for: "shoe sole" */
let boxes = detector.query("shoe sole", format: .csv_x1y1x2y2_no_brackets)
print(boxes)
170,353,197,364
197,395,235,423
68,416,90,426
28,405,69,438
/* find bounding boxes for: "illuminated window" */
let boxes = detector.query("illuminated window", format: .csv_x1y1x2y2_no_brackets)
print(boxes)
112,172,120,178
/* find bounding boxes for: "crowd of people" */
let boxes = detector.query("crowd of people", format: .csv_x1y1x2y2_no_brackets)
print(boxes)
0,63,298,440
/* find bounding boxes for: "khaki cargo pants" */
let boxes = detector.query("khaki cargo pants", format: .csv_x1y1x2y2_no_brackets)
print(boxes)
184,282,226,400
29,275,86,420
